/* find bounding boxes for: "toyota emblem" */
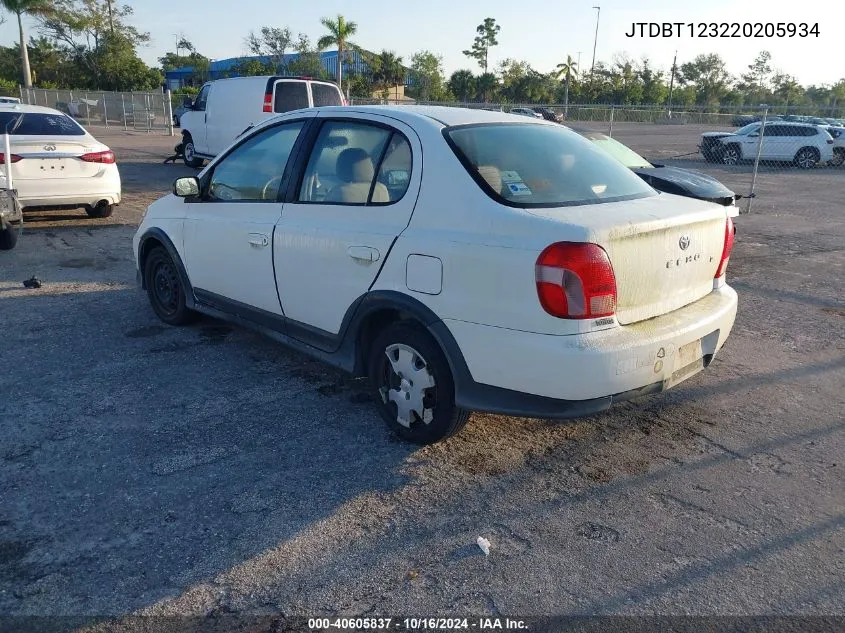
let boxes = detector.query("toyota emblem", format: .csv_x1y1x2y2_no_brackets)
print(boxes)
43,144,57,151
679,235,691,250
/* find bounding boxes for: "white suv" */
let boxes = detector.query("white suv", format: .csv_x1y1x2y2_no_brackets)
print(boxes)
134,106,738,444
703,121,835,168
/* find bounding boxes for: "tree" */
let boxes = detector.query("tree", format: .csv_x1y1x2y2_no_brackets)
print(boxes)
448,69,476,102
475,71,498,103
462,17,500,73
739,50,772,104
245,26,291,74
409,50,447,102
317,14,357,92
367,50,404,102
678,53,732,105
231,58,272,78
0,0,53,88
771,71,803,108
638,57,667,105
554,55,578,114
287,33,329,80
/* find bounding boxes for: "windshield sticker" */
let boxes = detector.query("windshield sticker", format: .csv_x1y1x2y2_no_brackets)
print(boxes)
507,182,532,196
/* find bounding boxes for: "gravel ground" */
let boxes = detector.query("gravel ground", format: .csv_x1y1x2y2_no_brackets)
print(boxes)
0,123,843,624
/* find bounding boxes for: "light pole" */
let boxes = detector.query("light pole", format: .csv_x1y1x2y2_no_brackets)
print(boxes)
590,6,601,76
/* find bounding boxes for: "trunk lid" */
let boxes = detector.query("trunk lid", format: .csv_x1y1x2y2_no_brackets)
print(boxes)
8,136,107,180
528,193,728,325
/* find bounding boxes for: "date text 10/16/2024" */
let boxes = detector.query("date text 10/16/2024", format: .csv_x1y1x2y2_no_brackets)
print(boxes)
625,22,820,38
308,618,528,630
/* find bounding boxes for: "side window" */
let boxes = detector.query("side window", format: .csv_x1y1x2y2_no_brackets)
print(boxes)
803,127,819,136
375,133,412,202
194,85,210,112
274,82,310,113
297,121,394,205
207,121,304,202
311,83,344,107
762,125,783,137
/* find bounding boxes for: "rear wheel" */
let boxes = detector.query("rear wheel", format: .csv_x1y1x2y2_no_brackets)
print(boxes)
85,201,114,218
722,144,741,166
794,147,820,169
182,135,204,168
0,223,19,250
368,322,470,444
143,246,197,326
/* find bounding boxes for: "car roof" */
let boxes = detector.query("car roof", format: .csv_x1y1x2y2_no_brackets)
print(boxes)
312,105,553,129
0,103,65,115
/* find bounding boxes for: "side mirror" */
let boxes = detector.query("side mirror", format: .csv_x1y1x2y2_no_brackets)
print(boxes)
182,97,194,108
173,176,200,198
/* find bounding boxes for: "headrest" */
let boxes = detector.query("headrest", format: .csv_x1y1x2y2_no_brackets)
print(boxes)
337,148,374,183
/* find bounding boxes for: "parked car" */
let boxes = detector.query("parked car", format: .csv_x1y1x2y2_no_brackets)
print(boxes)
0,104,121,218
827,127,845,166
0,96,21,104
172,104,189,127
573,127,737,208
731,114,759,127
510,107,543,119
536,107,563,123
700,121,835,168
134,106,738,444
179,75,345,168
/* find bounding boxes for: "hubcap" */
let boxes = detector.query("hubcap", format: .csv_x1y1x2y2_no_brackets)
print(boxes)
379,343,436,428
798,151,814,168
153,262,179,314
724,149,738,165
185,143,194,161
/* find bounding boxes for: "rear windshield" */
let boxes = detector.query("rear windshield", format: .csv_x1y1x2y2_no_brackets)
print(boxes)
583,132,652,169
311,82,343,107
445,123,655,207
273,82,309,113
0,112,85,136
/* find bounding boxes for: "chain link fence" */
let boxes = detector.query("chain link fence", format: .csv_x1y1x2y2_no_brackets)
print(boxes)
21,87,175,134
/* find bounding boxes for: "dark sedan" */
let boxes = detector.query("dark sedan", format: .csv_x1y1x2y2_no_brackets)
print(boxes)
572,128,737,207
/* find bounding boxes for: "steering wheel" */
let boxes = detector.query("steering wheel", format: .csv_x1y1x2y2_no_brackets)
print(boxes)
261,174,284,200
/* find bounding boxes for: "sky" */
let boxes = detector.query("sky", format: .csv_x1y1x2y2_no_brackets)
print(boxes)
0,0,841,86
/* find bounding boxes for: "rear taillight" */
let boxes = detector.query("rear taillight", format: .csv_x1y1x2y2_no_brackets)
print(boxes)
715,216,735,279
263,93,273,113
535,242,617,319
0,153,23,164
79,150,115,164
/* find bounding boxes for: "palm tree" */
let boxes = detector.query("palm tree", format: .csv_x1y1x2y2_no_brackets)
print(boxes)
368,51,404,103
448,70,476,102
476,72,498,103
317,14,358,94
555,55,579,117
0,0,52,89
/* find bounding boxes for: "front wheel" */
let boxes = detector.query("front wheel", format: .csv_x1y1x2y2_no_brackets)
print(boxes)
0,224,19,250
368,322,470,444
143,246,197,326
182,136,204,168
794,147,819,170
722,144,741,166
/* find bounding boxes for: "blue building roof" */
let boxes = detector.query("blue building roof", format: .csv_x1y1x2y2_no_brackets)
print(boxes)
165,50,391,86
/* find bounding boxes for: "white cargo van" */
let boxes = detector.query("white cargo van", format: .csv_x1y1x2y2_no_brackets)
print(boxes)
178,76,345,167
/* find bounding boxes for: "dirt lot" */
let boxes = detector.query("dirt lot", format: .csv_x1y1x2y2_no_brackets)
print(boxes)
0,122,843,622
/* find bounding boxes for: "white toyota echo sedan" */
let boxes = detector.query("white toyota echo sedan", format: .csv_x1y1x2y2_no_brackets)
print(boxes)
133,106,738,444
0,104,121,217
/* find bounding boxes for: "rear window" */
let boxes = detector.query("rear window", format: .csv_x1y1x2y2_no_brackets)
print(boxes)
273,82,309,113
311,82,343,107
583,132,652,169
0,112,85,136
445,123,656,208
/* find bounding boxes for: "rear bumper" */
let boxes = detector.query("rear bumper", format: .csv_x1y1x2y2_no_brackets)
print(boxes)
437,285,738,418
3,168,121,209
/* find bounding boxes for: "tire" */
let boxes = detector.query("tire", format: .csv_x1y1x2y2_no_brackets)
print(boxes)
829,148,844,167
182,135,204,168
0,224,19,250
368,322,470,444
85,201,114,218
143,246,197,326
794,147,820,170
722,144,741,166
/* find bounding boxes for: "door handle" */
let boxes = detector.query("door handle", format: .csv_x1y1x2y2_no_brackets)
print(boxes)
248,233,269,248
347,246,380,262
